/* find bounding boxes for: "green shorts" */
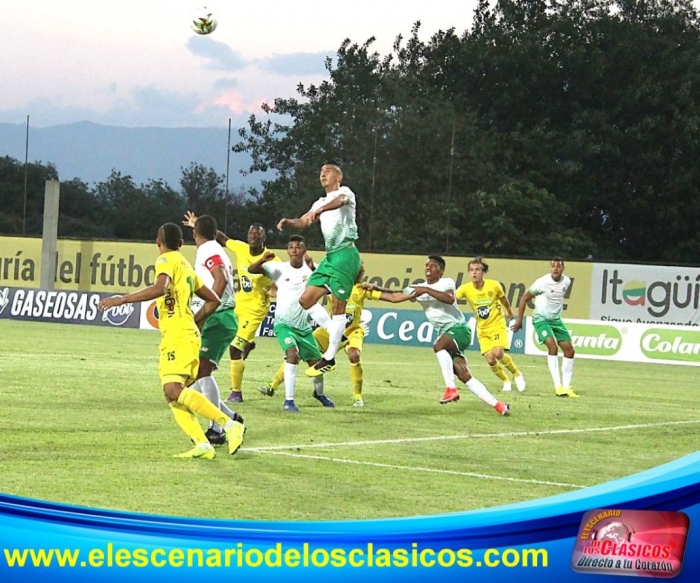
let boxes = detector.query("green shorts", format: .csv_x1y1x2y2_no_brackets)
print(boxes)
306,245,361,302
533,317,571,344
200,310,238,366
441,323,473,358
274,323,322,362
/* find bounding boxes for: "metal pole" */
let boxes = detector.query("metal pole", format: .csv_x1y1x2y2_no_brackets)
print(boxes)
445,117,456,253
225,118,231,234
22,115,29,236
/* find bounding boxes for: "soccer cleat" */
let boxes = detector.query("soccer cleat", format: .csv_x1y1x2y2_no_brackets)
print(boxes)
225,390,244,403
205,426,226,446
555,386,580,398
312,392,335,408
173,444,215,459
514,373,526,392
227,420,245,455
495,402,511,416
282,400,300,413
305,358,336,377
439,387,460,404
257,384,275,397
352,394,365,407
502,380,512,392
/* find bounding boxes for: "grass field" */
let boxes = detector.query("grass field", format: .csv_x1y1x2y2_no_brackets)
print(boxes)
0,320,698,521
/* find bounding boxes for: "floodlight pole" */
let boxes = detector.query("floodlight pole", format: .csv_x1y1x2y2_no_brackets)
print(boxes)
22,115,29,236
224,118,231,234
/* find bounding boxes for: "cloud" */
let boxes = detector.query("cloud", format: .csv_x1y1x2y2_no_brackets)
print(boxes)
186,36,247,71
257,52,331,76
213,78,239,89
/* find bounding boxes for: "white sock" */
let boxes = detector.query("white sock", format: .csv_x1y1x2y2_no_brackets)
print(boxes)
435,350,456,388
284,362,298,401
199,376,225,432
306,303,331,330
312,376,324,396
466,377,498,407
562,357,575,389
322,314,346,361
547,355,562,388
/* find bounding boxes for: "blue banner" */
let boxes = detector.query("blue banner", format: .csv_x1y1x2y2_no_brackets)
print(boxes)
0,453,698,581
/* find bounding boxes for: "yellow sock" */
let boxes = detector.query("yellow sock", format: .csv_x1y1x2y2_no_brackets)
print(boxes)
350,362,363,396
169,402,207,445
490,363,509,381
501,354,520,375
271,362,285,389
230,359,245,392
178,388,228,426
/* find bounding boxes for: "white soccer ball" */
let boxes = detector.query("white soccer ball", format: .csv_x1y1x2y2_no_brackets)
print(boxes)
191,7,217,35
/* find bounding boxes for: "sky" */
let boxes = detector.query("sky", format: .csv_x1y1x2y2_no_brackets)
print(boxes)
1,1,479,129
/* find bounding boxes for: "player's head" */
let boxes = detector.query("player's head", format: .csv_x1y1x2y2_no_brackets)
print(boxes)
550,257,565,280
194,215,218,244
157,223,183,252
287,235,306,265
468,257,489,281
425,255,445,282
247,223,266,249
320,161,343,190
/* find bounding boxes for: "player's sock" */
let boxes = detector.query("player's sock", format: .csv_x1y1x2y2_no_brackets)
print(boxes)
169,402,208,445
500,354,520,375
312,376,324,396
177,388,228,427
547,355,562,388
489,363,509,382
284,362,298,401
321,315,347,361
562,357,575,388
350,362,363,396
465,377,498,407
435,349,456,389
271,362,285,389
199,376,225,432
230,358,245,393
306,303,331,330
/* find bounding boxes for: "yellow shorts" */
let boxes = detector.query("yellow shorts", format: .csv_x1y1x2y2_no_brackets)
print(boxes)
477,326,510,355
232,308,268,348
314,326,364,353
158,335,200,386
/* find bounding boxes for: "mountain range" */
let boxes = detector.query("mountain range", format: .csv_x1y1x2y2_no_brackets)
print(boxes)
0,121,261,191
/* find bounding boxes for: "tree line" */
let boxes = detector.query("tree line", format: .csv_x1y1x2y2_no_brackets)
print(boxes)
2,0,700,263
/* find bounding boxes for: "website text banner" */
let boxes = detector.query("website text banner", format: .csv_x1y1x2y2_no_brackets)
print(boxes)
145,302,527,354
0,286,140,328
524,318,700,366
590,263,700,326
0,237,592,319
1,452,699,582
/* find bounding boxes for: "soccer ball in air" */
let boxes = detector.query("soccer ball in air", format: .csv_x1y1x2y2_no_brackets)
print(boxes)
191,8,217,35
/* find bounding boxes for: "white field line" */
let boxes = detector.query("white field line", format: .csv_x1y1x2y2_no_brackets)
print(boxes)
246,419,700,453
258,450,586,489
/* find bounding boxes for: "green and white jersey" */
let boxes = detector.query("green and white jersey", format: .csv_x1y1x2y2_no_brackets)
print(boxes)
310,186,358,253
529,273,571,322
406,278,466,337
262,261,313,331
194,240,235,312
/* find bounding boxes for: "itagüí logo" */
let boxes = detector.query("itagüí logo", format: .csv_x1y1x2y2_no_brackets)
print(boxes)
601,269,700,317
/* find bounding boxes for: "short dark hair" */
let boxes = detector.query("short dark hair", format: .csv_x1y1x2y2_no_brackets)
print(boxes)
159,223,183,251
427,255,446,271
194,215,218,241
323,161,343,174
551,257,565,266
288,235,305,245
248,223,265,233
468,257,489,273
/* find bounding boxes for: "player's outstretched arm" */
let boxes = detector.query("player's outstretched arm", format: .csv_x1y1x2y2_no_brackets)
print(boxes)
193,285,221,328
512,290,534,332
360,283,416,304
277,217,311,231
410,285,454,305
98,274,171,311
248,251,277,275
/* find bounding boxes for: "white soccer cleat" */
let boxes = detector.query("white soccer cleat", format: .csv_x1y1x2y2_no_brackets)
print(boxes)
514,374,526,392
502,380,512,392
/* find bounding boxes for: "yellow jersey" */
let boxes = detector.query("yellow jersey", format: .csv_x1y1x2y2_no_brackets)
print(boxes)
455,279,507,331
326,285,381,333
154,251,204,337
225,240,279,317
